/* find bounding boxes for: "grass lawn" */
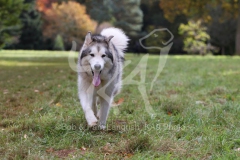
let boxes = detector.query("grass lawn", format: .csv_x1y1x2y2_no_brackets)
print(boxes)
0,50,240,159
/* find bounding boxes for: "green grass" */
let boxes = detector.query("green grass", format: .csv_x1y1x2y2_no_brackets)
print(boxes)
0,50,240,159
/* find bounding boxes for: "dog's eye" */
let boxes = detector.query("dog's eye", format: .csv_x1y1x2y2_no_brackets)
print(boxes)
102,55,106,58
90,54,94,57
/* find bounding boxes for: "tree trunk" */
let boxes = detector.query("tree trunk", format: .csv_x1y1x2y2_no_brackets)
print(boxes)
235,1,240,55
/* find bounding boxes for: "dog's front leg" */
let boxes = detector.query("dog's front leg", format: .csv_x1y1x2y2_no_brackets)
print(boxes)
79,92,98,127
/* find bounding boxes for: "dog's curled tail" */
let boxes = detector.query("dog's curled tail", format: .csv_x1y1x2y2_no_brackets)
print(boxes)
101,28,129,55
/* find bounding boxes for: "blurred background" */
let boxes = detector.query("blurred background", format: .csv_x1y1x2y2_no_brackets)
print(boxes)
1,0,240,55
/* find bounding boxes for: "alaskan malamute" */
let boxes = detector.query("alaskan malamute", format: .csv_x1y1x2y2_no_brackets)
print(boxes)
78,28,129,129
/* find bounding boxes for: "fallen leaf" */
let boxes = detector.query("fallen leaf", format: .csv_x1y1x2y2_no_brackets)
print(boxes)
80,149,86,155
55,103,62,107
115,120,127,125
3,89,8,94
112,98,124,106
24,134,28,139
37,108,43,111
176,82,183,86
48,99,54,105
195,101,207,105
167,111,172,115
80,146,86,151
225,95,235,101
167,90,178,95
124,153,133,159
217,98,227,104
54,149,76,158
102,143,112,153
117,98,124,104
104,153,110,159
46,148,54,153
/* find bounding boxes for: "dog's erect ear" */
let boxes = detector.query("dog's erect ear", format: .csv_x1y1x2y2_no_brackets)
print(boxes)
85,32,92,45
105,36,114,43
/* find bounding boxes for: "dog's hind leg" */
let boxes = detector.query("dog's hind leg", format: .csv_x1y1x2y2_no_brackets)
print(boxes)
98,96,113,129
92,95,98,117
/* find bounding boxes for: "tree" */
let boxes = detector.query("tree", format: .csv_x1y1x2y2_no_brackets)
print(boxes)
208,6,236,55
160,0,240,55
39,1,96,49
140,0,187,53
9,0,48,50
0,0,26,48
88,0,144,39
73,0,144,51
89,0,112,25
236,0,240,55
110,0,143,38
53,34,65,50
179,20,215,55
100,0,144,52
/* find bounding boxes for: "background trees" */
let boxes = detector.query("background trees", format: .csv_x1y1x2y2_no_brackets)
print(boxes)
111,0,143,38
1,0,240,55
0,0,26,48
8,0,48,50
160,0,240,55
39,1,96,49
208,6,237,55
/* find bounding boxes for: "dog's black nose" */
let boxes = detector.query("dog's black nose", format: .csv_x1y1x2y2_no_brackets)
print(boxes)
94,64,101,70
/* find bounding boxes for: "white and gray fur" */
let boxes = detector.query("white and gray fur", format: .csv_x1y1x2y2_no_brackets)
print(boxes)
77,28,129,129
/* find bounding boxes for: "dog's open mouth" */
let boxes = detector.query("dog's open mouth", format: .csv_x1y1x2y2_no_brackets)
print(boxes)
91,68,102,87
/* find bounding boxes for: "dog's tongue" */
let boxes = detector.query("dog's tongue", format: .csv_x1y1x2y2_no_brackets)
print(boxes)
92,71,101,87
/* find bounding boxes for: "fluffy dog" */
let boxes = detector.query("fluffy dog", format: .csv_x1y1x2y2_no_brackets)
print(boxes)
78,28,129,129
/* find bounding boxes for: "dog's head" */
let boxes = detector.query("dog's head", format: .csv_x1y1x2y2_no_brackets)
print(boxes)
80,32,114,87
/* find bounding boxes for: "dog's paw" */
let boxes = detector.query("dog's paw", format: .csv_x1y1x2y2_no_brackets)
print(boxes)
88,121,98,127
86,115,98,127
98,124,106,130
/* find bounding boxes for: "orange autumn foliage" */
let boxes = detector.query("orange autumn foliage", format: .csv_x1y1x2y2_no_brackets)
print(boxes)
39,1,96,47
36,0,56,12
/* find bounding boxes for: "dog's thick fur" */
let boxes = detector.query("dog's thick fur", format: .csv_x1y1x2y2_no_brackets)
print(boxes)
78,28,129,129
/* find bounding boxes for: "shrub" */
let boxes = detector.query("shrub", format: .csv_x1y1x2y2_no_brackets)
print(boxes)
179,20,218,55
53,34,64,51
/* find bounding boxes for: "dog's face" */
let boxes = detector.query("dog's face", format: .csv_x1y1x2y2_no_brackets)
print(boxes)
80,33,114,87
